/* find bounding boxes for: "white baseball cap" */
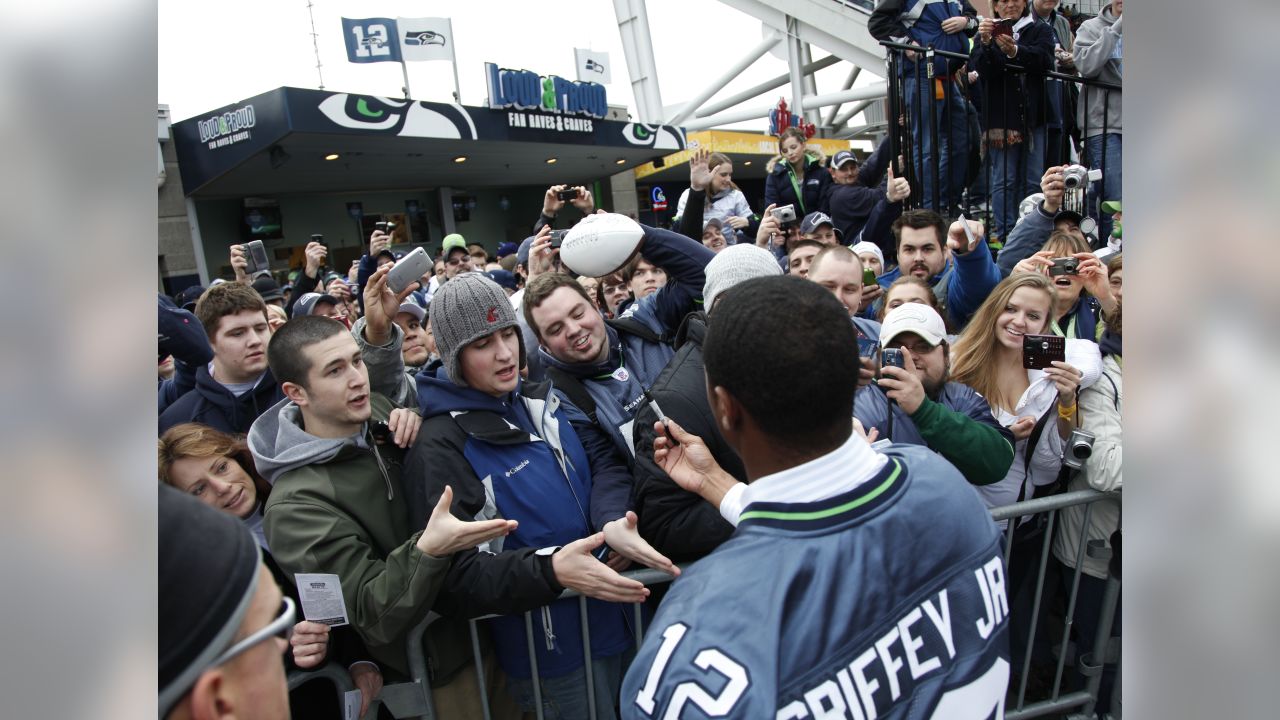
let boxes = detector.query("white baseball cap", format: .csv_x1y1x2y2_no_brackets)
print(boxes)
880,302,946,347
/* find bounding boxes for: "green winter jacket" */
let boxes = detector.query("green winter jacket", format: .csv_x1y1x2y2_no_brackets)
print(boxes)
252,393,468,681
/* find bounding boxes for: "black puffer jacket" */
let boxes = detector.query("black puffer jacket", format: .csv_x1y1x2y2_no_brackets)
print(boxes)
631,312,744,562
763,153,831,217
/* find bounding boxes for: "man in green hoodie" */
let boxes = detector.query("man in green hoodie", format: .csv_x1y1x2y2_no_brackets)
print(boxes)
249,313,520,715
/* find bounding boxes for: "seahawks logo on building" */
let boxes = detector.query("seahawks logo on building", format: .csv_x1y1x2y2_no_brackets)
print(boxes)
622,123,685,151
317,94,477,139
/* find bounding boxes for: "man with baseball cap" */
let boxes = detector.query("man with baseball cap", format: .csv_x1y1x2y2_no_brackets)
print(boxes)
798,210,842,246
998,165,1100,276
821,135,896,241
701,217,730,253
855,302,1014,486
440,233,474,282
251,275,285,308
159,484,292,719
291,292,344,323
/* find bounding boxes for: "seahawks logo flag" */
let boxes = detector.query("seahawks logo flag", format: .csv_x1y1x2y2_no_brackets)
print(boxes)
574,49,612,85
397,17,456,63
341,17,456,64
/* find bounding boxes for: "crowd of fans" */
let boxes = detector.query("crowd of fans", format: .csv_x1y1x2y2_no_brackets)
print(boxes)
157,4,1122,718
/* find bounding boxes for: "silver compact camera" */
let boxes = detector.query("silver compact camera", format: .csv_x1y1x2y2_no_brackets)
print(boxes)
1063,428,1096,470
1061,164,1102,190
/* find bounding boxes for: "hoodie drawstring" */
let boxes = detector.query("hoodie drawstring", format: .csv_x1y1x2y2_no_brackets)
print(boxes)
370,436,394,501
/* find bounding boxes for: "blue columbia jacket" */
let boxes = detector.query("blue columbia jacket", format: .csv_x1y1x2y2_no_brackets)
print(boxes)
405,372,631,680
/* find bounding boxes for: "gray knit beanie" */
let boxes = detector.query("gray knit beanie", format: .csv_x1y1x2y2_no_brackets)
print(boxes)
702,244,783,313
429,271,524,386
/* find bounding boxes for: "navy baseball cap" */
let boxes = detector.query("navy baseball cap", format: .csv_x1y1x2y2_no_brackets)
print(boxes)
800,211,842,239
485,269,518,291
516,235,537,266
175,285,206,311
832,150,857,169
497,241,519,259
293,292,340,318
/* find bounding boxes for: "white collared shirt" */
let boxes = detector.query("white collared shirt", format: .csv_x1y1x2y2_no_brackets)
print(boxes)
719,434,889,526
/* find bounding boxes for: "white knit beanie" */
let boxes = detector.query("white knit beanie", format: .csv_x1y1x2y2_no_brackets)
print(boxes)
702,244,783,313
850,241,885,271
429,272,524,386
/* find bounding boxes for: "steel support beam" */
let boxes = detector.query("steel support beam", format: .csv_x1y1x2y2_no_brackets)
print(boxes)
684,82,884,132
666,32,781,126
695,54,840,119
799,83,886,110
613,0,664,124
799,42,820,127
823,66,861,127
785,17,805,126
833,98,874,128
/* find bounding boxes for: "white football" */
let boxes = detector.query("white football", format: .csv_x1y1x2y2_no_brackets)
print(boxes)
559,213,645,278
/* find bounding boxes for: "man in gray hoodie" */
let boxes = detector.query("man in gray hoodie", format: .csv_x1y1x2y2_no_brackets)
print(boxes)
1074,1,1123,240
248,315,521,714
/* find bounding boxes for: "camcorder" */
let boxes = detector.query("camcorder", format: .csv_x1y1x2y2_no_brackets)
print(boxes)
771,204,798,229
1048,257,1080,276
1061,164,1102,191
1063,428,1096,470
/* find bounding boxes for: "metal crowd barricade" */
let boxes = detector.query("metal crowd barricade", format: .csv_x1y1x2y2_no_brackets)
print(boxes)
346,489,1120,719
879,38,1121,250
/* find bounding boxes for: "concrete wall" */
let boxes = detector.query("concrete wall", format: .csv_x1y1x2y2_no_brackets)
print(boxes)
157,135,198,293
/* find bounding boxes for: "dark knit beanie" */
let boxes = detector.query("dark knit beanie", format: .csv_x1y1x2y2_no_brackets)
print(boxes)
158,484,261,715
429,271,524,386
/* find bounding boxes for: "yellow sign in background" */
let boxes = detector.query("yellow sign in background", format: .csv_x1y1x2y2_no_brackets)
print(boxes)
634,130,852,180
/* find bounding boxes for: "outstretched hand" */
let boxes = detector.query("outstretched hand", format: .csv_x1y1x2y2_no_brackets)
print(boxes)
602,511,679,577
416,486,519,558
552,533,651,603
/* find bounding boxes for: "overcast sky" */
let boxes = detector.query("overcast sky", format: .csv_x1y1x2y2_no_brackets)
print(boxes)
159,0,883,137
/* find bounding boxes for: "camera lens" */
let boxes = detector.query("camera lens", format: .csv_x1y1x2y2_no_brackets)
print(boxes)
1040,342,1049,350
1072,442,1092,460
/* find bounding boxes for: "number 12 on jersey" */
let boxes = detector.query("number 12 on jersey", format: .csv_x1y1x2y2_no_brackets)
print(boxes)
634,623,751,719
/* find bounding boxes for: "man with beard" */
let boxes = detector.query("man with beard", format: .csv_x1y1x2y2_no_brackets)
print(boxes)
875,209,1000,329
855,303,1014,486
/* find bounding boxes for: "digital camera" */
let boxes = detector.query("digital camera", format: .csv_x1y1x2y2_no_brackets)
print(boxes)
771,204,798,228
1063,428,1096,470
1048,257,1080,276
1061,164,1102,190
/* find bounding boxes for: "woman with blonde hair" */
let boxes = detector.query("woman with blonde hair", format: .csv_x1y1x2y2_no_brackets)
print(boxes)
950,272,1101,516
951,272,1102,682
674,151,754,237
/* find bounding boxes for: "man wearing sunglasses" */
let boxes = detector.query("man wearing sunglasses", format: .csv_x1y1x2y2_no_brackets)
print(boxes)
160,485,293,719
